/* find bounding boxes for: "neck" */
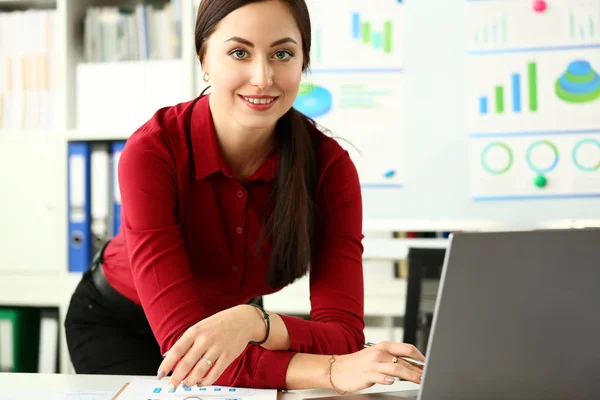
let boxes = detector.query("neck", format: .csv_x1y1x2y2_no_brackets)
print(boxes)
209,99,276,181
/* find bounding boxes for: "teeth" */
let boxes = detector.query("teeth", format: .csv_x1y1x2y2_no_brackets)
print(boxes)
244,97,274,105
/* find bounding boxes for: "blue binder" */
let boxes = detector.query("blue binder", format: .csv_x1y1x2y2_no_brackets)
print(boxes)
67,142,92,273
111,141,126,236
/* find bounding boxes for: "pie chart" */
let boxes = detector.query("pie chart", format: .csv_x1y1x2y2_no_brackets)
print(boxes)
293,83,332,118
555,60,600,103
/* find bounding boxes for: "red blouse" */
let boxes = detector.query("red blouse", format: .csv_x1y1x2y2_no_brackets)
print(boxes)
102,95,365,388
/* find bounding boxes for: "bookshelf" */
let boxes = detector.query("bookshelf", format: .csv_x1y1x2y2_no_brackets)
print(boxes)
0,0,201,375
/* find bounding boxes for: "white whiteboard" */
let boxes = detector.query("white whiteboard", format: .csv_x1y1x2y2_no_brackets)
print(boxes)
302,0,600,228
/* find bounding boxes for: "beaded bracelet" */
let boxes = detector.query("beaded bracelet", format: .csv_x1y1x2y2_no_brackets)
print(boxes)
249,303,270,345
328,355,347,396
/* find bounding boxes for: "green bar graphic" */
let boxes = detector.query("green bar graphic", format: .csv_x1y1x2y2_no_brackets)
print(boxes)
495,86,504,113
528,62,538,111
383,21,393,53
570,10,575,38
362,22,371,44
483,26,488,43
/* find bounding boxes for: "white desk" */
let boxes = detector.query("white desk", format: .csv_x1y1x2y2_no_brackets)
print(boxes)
0,373,420,399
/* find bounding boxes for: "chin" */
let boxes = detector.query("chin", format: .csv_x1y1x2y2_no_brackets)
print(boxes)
237,109,288,130
238,116,280,131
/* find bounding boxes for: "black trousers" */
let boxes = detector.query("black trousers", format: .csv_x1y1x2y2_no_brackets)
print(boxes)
64,263,162,375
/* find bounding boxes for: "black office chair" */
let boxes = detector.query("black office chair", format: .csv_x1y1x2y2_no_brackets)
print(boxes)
403,247,446,353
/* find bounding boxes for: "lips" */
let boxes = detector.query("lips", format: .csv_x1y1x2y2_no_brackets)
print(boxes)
241,96,277,105
239,95,279,111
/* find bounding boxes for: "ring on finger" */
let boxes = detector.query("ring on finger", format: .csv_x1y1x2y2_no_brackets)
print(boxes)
392,357,398,363
201,357,213,367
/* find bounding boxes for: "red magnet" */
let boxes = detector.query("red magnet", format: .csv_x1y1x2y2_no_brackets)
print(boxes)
533,0,547,12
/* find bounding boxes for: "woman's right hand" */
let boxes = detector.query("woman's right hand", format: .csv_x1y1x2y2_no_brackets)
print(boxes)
332,342,425,392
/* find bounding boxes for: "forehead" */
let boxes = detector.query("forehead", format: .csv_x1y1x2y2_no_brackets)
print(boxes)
210,1,301,44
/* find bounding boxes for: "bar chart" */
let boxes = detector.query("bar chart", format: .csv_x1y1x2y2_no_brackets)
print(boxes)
351,12,394,54
466,0,600,54
478,62,538,116
568,2,600,41
472,14,508,47
468,49,600,134
306,0,404,71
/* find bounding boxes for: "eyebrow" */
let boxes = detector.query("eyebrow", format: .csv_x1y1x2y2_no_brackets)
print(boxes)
224,36,298,47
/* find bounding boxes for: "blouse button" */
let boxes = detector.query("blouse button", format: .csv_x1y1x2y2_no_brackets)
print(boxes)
237,191,244,198
236,227,243,235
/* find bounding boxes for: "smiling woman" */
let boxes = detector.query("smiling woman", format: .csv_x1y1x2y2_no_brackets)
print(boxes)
63,0,424,393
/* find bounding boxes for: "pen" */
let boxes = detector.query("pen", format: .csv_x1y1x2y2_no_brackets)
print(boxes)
363,342,425,368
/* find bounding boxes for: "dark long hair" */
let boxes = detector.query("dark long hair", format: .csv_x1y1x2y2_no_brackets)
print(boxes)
195,0,317,288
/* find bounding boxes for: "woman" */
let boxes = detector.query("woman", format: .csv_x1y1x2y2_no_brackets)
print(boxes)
64,0,424,393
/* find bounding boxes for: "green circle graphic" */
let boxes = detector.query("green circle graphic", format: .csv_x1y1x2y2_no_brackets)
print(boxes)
572,138,600,172
481,141,513,175
526,140,559,173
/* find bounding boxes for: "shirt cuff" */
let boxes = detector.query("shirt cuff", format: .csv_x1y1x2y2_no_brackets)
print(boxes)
278,314,313,353
254,349,296,389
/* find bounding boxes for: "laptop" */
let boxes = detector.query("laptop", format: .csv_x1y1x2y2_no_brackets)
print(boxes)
308,229,600,400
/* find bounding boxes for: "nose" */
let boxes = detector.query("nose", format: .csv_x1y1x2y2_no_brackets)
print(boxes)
249,57,273,90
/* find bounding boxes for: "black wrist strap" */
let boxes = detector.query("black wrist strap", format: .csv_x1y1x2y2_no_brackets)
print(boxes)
249,304,270,345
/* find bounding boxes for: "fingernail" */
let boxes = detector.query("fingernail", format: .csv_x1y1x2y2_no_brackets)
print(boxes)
182,382,189,389
385,377,395,383
157,369,165,380
167,383,176,392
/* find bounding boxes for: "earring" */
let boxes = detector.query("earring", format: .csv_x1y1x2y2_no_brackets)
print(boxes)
203,73,210,82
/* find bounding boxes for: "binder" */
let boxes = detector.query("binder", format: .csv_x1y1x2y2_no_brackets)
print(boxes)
111,141,126,236
37,309,59,373
91,143,111,255
0,308,40,372
68,142,92,273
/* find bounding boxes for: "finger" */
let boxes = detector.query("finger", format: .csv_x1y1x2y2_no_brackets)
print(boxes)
374,360,422,385
198,352,229,387
367,370,397,386
381,342,425,362
168,342,206,390
158,329,197,378
184,349,219,387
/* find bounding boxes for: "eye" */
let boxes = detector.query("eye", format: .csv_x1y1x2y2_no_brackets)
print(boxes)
230,49,249,59
273,50,293,60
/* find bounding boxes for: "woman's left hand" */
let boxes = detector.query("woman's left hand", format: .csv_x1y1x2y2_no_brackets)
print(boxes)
158,304,264,390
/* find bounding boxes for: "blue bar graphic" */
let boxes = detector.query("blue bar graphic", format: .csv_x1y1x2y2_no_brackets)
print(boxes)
479,96,488,114
316,28,321,61
373,31,382,49
511,73,521,112
352,13,360,39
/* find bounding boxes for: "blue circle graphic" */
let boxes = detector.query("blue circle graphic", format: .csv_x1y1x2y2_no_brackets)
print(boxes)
293,84,332,118
526,140,559,174
572,138,600,172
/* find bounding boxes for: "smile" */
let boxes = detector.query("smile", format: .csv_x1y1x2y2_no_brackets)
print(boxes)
243,96,276,104
239,95,279,111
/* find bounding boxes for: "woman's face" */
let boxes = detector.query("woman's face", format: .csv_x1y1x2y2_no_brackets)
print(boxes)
201,0,304,131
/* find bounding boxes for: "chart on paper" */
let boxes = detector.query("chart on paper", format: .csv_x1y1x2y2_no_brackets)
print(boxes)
466,0,600,201
113,379,278,400
296,0,405,188
294,72,404,187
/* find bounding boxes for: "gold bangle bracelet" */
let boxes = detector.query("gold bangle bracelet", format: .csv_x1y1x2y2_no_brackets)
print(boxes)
328,355,347,396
